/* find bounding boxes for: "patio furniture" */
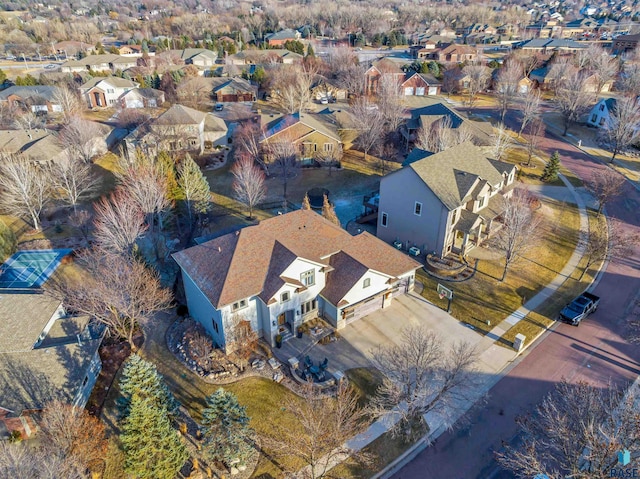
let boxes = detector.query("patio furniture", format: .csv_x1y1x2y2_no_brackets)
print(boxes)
304,355,313,369
309,364,320,376
268,357,280,370
319,358,328,370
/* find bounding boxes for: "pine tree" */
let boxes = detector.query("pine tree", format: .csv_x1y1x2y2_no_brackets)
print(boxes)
118,354,179,417
322,194,340,226
306,44,315,58
301,193,311,210
157,151,181,201
201,389,254,467
541,151,561,182
120,395,188,479
177,154,211,227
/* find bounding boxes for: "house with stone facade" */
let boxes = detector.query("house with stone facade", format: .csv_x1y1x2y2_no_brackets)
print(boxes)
173,210,421,350
376,142,517,257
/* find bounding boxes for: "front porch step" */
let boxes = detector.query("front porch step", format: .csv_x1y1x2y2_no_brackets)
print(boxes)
279,329,294,343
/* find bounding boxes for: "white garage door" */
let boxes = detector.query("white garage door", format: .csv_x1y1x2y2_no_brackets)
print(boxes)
342,294,384,325
416,87,425,96
428,87,438,95
404,87,414,96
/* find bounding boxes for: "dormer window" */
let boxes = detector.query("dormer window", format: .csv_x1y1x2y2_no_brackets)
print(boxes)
477,196,485,209
301,269,315,286
281,292,290,303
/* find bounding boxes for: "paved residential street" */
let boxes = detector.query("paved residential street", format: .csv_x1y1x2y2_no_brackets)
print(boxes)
392,107,640,479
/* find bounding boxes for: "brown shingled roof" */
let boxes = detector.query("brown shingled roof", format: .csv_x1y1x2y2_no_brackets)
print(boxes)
172,210,421,309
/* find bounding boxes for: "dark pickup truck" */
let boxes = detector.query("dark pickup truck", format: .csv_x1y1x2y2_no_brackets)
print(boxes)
559,292,600,326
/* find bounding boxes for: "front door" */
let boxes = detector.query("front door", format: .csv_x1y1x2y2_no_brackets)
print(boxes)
277,313,286,326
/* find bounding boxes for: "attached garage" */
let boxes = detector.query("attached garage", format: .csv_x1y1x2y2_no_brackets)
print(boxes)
341,293,385,326
416,87,426,96
404,87,414,96
428,86,439,95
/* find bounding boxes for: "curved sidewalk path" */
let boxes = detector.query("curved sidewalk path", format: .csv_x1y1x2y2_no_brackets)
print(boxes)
306,171,592,479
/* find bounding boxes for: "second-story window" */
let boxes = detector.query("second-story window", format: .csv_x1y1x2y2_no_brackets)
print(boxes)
363,278,371,288
301,269,315,286
478,196,485,208
414,202,422,216
281,291,290,303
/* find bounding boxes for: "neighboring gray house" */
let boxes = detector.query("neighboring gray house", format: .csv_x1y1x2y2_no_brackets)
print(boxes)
119,88,165,109
0,85,62,114
587,98,617,128
173,210,421,350
0,292,103,428
168,48,218,67
60,54,138,73
377,142,517,257
0,129,67,164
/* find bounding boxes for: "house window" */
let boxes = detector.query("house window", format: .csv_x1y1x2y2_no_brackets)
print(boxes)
381,212,388,227
478,196,485,208
232,299,247,312
301,269,315,286
301,299,317,315
599,104,605,111
591,114,597,122
190,139,198,147
323,143,334,152
414,202,422,216
363,278,371,288
599,118,605,126
212,319,219,333
451,210,457,224
281,291,290,303
107,88,114,94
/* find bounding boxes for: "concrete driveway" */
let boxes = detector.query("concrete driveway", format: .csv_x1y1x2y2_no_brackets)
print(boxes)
339,292,483,368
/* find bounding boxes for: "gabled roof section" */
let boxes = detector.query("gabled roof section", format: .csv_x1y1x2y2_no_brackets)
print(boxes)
80,76,139,90
266,29,300,41
408,142,509,210
0,85,60,102
369,58,404,75
262,112,341,143
321,252,369,305
155,104,205,125
173,210,421,309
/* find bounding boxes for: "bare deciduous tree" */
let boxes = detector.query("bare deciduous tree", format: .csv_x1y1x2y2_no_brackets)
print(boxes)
492,189,541,281
69,209,92,246
45,248,172,350
52,86,82,124
580,217,639,280
189,331,214,371
232,155,266,219
234,121,268,173
40,399,108,474
584,43,619,99
350,97,384,161
377,74,405,134
461,62,491,110
50,153,100,213
370,326,479,443
92,188,147,256
489,123,514,161
495,60,523,122
585,169,626,215
547,56,576,96
176,77,212,109
264,136,299,200
415,115,474,153
13,110,44,132
58,116,104,164
226,315,258,371
268,62,317,114
0,441,88,479
496,380,640,479
555,71,591,136
262,383,371,479
518,89,541,137
602,96,640,162
524,118,545,167
0,153,50,230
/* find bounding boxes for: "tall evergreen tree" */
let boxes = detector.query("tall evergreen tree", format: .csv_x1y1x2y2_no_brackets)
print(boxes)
201,389,254,467
120,395,187,479
322,194,340,226
156,151,181,201
177,154,211,227
541,151,561,182
306,44,315,58
118,354,179,417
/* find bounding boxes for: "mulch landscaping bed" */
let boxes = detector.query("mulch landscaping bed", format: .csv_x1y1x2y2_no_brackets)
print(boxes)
86,333,143,417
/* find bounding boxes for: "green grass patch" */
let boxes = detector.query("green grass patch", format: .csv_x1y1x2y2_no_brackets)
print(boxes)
418,198,581,334
0,217,17,261
93,152,120,197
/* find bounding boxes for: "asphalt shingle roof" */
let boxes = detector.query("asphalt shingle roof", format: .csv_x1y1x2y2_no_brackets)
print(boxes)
172,210,421,309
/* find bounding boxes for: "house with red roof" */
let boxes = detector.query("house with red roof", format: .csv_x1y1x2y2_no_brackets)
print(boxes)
172,210,421,350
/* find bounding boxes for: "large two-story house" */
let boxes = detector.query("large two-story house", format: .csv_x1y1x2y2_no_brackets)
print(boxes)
80,76,139,108
376,142,517,257
173,210,421,350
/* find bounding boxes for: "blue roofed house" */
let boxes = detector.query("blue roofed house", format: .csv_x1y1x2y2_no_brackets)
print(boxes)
376,142,517,258
172,210,421,351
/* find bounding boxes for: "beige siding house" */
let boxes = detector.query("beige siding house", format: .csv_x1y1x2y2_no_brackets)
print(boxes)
377,142,517,257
